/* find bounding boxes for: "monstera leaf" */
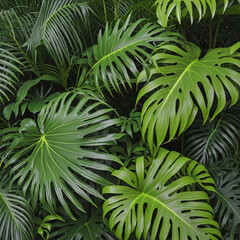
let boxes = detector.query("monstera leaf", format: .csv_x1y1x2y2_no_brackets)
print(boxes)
214,172,240,233
155,0,229,27
0,172,34,240
103,148,221,240
137,38,240,152
5,90,122,219
88,14,166,95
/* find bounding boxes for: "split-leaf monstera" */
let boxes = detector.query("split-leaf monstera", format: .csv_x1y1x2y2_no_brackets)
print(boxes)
103,148,221,240
88,14,166,95
137,38,240,152
5,90,122,219
155,0,229,27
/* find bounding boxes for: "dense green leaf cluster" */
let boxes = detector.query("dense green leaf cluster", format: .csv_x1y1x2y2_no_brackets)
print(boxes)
0,0,239,239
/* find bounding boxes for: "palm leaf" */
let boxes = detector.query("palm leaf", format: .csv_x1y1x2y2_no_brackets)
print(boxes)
137,38,240,152
184,109,240,164
103,148,221,240
155,0,229,27
5,90,122,219
28,0,92,68
0,171,34,240
214,172,240,237
0,42,22,103
88,14,166,95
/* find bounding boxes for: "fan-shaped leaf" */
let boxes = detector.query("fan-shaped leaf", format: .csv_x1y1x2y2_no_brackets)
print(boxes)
5,90,122,219
103,148,221,240
137,38,240,152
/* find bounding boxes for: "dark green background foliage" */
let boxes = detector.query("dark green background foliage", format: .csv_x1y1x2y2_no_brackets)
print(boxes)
0,0,240,240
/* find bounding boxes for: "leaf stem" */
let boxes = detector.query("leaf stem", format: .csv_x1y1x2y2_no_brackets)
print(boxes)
209,20,212,49
102,0,108,23
213,17,222,49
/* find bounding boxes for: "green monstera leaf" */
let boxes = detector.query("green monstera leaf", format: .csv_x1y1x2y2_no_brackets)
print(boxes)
88,14,167,95
5,90,122,219
137,38,240,152
103,148,221,240
155,0,229,27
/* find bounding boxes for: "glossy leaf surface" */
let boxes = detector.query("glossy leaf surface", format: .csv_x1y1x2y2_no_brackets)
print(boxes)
103,148,221,240
137,39,240,152
6,90,122,218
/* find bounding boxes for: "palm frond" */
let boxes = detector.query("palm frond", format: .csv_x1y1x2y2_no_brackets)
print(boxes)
28,0,92,69
214,172,240,237
50,205,115,240
184,109,240,165
0,171,34,240
0,41,23,103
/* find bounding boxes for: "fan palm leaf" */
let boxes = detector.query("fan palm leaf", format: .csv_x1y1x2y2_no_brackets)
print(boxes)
103,148,221,240
5,90,122,219
137,38,240,152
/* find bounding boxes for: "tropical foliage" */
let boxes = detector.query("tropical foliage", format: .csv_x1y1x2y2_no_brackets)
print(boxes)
0,0,239,239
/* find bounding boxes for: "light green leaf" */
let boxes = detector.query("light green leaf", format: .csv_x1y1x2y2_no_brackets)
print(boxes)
155,0,229,27
103,148,221,240
88,14,167,95
137,39,240,152
5,90,123,219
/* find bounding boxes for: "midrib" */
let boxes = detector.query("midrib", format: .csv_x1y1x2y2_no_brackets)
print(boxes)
91,38,146,70
123,192,207,239
159,59,198,112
